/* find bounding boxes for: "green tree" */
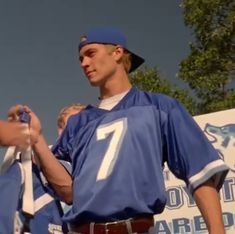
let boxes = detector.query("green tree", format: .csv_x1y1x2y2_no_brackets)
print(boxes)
179,0,235,114
130,66,196,114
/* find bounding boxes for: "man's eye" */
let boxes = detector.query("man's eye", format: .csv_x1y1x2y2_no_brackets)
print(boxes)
89,51,96,57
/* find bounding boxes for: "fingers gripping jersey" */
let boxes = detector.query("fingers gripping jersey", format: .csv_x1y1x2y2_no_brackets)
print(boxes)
52,88,229,224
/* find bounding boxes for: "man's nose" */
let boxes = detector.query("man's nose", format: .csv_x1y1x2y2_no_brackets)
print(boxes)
81,56,90,68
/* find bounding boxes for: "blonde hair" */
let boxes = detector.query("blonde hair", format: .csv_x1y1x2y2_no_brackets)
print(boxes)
57,103,86,130
105,44,132,73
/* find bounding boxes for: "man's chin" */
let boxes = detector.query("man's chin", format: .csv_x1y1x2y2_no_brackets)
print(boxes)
89,81,100,87
88,78,101,87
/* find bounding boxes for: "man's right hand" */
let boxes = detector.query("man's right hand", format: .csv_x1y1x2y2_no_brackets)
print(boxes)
0,121,30,148
8,105,42,146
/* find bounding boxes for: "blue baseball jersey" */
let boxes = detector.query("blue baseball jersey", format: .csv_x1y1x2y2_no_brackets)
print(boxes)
0,161,67,234
52,88,229,224
18,163,67,234
0,161,23,234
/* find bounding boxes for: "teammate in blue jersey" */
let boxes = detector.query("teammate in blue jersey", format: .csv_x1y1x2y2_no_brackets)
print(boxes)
0,104,85,234
9,27,229,234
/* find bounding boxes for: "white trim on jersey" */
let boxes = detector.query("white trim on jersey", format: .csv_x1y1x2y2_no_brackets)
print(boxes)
189,159,227,190
21,144,34,215
0,125,35,216
34,193,54,213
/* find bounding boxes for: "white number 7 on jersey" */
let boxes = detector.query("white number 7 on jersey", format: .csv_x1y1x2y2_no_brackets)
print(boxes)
96,118,127,181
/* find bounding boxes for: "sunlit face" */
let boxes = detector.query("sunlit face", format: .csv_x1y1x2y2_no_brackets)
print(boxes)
79,44,118,87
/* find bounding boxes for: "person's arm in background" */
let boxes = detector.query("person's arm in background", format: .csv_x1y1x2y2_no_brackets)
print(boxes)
193,179,225,234
33,135,73,204
8,105,73,204
0,120,29,147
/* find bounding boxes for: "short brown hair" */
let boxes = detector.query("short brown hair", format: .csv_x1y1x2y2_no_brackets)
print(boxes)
57,103,86,130
105,45,132,73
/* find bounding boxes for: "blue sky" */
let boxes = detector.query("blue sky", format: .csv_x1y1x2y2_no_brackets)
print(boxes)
0,0,192,143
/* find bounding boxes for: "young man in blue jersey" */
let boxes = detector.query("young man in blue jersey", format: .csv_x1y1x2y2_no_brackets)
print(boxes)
9,27,229,234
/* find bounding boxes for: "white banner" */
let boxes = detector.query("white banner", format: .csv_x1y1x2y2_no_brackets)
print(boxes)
154,108,235,234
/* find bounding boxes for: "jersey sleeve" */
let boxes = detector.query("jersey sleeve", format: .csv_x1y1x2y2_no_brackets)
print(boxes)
163,100,229,194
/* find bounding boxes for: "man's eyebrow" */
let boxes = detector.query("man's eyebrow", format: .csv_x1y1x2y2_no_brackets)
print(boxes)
85,48,97,54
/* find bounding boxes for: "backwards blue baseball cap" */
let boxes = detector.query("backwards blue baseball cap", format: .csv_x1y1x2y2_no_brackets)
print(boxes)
78,27,145,73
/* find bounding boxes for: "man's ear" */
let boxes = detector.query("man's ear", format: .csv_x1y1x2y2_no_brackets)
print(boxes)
113,46,124,62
